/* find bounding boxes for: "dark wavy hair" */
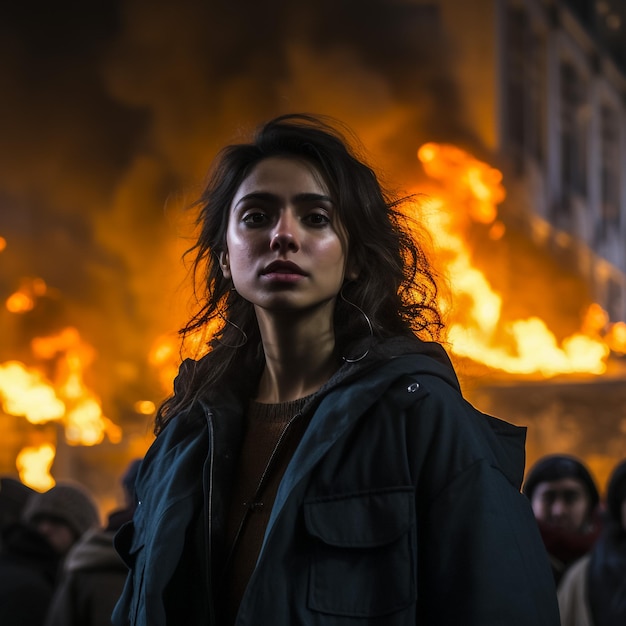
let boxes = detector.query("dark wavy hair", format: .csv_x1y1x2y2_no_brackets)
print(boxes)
154,113,443,434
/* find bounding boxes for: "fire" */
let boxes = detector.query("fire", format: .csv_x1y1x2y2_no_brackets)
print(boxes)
606,321,626,355
5,277,48,313
449,315,609,376
30,327,122,446
416,143,613,376
582,303,610,334
134,400,156,415
0,236,6,253
0,327,122,482
16,443,55,492
149,334,181,395
65,398,122,446
0,361,65,423
418,143,505,224
149,325,214,394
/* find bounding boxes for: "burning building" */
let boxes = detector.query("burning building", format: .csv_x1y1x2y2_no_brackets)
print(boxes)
419,0,626,489
0,0,625,509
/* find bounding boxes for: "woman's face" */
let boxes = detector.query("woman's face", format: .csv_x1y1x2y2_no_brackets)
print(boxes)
222,157,351,314
530,478,592,532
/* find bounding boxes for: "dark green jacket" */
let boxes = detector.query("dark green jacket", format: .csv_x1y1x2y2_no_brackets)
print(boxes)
113,338,560,625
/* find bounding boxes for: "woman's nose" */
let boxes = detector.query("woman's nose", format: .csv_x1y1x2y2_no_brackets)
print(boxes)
270,213,299,252
550,499,567,519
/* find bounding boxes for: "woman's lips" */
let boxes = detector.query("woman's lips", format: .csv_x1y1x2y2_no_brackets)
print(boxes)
261,261,308,283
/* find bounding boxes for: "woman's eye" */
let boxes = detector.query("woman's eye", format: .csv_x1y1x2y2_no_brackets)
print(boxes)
242,212,267,225
304,212,330,226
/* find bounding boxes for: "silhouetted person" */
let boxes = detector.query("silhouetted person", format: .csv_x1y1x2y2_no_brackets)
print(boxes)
524,454,601,587
45,460,141,626
0,476,35,550
0,482,100,626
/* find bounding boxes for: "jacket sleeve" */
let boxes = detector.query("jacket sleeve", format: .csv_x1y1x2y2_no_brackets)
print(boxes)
417,457,561,625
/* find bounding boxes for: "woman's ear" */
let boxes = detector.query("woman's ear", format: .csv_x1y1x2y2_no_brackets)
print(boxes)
345,253,360,281
218,250,231,279
345,264,360,281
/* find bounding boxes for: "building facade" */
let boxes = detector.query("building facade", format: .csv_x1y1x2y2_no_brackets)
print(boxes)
431,0,626,322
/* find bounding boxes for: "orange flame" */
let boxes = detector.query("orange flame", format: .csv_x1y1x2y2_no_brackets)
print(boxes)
16,443,55,491
5,277,48,313
418,143,505,224
1,327,123,484
134,400,156,415
416,143,612,376
606,321,626,355
30,327,121,446
149,325,214,395
0,361,65,423
149,334,180,395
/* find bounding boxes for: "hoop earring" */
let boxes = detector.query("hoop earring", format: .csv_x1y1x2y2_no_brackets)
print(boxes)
340,288,373,363
215,309,248,349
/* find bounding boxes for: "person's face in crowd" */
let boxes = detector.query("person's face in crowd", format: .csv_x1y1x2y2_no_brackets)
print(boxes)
34,515,77,555
223,157,350,315
531,478,592,532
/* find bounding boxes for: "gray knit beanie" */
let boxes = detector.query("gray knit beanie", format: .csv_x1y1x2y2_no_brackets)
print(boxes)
22,482,100,538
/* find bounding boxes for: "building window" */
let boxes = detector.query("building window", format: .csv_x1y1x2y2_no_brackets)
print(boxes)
599,104,621,237
559,60,589,207
504,6,546,171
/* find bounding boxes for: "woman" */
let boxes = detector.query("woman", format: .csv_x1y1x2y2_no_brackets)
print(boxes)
523,454,601,586
112,114,559,625
558,459,626,626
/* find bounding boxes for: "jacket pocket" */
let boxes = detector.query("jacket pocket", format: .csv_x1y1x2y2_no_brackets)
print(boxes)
303,487,416,618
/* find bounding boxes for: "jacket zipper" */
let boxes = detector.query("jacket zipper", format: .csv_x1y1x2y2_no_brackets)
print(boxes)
222,411,302,575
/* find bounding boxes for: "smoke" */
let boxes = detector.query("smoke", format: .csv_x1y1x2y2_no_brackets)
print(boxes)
0,0,469,417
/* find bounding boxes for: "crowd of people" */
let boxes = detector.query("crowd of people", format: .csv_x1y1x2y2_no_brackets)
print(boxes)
0,459,139,626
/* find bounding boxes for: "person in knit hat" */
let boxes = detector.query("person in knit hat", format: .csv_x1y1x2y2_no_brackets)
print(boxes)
45,460,142,626
0,481,100,626
22,482,100,556
523,454,601,587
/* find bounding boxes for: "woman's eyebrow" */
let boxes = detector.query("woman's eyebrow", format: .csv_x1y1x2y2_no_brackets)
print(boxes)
235,192,334,206
294,193,334,204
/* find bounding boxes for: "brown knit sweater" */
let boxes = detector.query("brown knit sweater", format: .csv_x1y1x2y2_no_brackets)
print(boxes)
221,396,312,624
